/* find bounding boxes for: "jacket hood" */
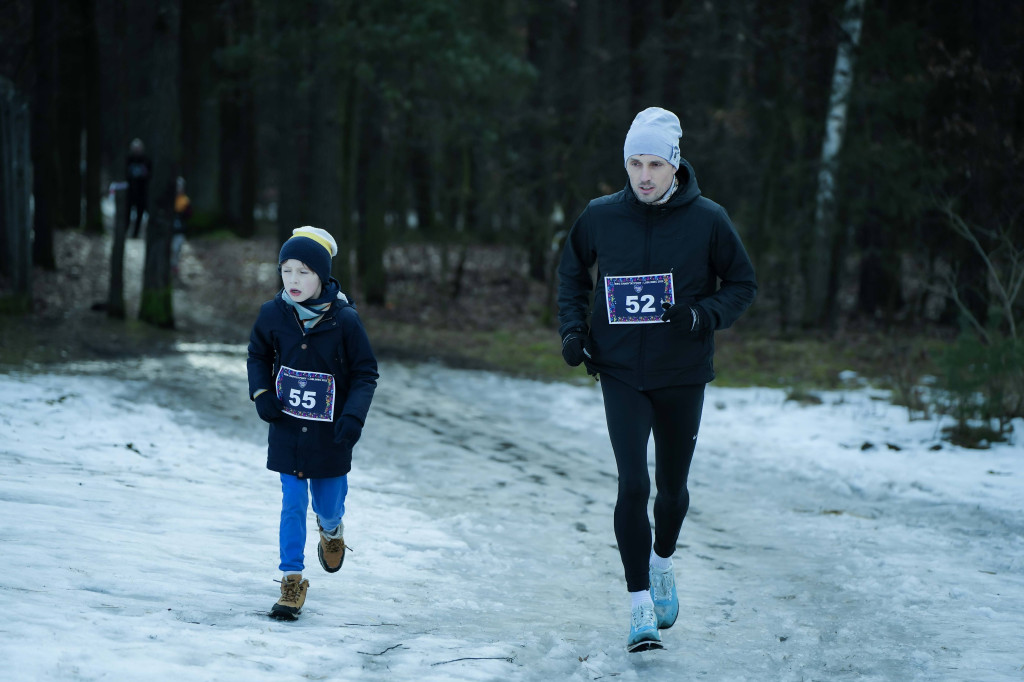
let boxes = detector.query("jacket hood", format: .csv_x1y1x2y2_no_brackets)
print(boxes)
625,157,701,210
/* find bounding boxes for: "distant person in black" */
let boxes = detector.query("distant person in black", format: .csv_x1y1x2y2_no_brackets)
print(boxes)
125,138,151,238
557,107,757,652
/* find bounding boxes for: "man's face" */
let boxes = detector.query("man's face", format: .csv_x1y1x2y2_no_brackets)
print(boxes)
626,154,676,203
280,259,323,303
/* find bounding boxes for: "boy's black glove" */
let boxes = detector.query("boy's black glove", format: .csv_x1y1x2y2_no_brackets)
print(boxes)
254,391,283,422
561,327,592,367
334,415,363,447
661,302,710,332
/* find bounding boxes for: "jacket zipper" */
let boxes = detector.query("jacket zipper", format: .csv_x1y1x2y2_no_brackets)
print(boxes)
638,210,653,390
289,307,307,478
291,309,307,336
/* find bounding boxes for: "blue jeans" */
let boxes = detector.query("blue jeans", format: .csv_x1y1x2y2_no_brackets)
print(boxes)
279,473,348,573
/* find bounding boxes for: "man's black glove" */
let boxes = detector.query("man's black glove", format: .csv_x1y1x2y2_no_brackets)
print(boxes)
334,415,363,447
254,391,284,422
561,327,592,367
661,301,710,332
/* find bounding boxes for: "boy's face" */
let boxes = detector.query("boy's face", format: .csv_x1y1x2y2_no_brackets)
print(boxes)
280,259,322,302
626,154,676,203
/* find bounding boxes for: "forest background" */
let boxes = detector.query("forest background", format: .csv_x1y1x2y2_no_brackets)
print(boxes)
1,0,1022,446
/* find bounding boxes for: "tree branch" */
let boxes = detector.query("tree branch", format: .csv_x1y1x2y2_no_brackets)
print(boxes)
939,199,1022,340
933,263,989,343
431,656,516,666
358,644,406,656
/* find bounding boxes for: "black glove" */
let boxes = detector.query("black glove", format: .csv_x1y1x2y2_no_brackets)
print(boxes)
561,327,592,367
334,415,363,447
254,391,284,422
661,301,709,331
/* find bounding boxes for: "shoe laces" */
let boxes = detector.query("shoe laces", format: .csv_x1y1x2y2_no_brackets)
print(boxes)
631,603,655,630
323,537,345,553
278,578,302,602
650,568,674,601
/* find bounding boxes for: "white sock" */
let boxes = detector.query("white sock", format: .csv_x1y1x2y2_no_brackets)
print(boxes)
320,519,345,539
650,549,673,572
630,590,654,608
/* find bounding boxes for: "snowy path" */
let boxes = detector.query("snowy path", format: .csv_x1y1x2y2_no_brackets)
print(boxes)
1,347,1021,681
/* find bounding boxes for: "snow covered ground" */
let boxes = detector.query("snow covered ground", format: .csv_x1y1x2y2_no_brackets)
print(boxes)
1,346,1021,681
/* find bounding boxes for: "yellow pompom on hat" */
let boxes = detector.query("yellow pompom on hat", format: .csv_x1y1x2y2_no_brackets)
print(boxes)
278,226,338,284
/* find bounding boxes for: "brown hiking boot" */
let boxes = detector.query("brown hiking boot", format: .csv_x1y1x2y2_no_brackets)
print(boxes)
317,519,346,573
269,574,308,620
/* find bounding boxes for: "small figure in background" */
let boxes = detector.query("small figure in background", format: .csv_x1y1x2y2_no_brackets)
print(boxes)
125,138,151,238
171,176,192,278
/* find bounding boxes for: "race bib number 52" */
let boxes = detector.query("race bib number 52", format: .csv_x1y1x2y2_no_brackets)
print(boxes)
276,366,336,422
605,273,675,324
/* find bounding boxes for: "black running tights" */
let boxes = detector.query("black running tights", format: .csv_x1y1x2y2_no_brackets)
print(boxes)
600,374,706,592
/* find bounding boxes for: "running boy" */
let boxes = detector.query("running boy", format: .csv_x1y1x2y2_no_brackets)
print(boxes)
247,226,379,620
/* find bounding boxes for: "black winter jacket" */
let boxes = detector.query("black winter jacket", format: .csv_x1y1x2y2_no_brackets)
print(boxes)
247,287,378,478
557,159,757,390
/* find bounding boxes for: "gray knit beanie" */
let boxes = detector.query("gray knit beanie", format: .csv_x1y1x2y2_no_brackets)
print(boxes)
623,107,682,169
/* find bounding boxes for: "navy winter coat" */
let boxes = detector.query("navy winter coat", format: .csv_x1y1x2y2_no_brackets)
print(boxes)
557,159,757,390
247,287,378,478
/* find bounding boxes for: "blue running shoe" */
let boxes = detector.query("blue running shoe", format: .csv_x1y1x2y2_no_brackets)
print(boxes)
650,564,679,629
626,602,663,652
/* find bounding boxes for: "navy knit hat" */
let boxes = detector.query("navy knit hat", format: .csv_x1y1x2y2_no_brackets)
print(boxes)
278,226,338,284
623,107,682,169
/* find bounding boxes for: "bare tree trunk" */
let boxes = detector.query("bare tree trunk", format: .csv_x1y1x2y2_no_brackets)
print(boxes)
107,187,127,318
95,0,132,319
56,0,85,229
804,0,866,328
630,0,665,105
138,0,181,329
31,0,58,270
448,146,473,300
219,86,256,236
179,0,220,220
577,0,629,201
217,0,255,237
524,3,560,284
338,74,362,291
95,0,127,194
0,77,33,308
272,3,313,243
357,95,388,306
307,6,342,257
82,0,103,234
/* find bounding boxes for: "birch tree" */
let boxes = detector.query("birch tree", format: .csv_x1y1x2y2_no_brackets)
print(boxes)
804,0,866,328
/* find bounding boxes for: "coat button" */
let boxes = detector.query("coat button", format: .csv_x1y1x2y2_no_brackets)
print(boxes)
301,343,307,349
302,426,308,433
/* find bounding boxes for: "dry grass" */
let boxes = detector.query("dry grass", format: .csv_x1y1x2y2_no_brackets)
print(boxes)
1,230,943,391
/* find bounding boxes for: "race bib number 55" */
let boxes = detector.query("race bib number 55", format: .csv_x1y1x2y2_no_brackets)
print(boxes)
605,273,675,324
276,366,336,422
